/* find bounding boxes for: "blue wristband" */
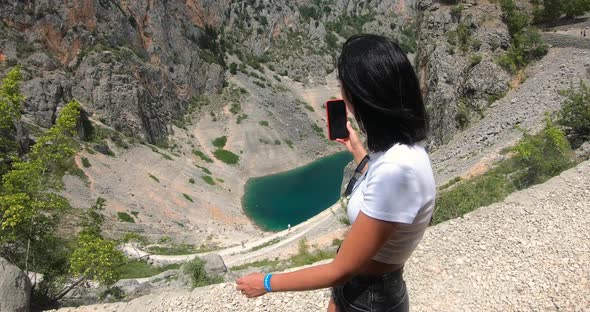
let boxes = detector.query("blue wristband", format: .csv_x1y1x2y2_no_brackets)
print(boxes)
264,273,273,292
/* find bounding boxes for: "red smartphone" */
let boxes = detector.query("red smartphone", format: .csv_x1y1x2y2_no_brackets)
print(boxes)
326,99,349,140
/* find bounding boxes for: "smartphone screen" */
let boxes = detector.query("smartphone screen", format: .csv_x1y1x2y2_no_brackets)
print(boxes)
326,99,349,140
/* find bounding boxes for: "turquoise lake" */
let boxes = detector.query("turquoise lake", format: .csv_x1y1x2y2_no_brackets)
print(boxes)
242,152,353,232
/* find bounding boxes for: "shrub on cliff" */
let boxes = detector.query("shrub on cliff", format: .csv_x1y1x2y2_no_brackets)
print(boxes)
182,257,223,288
497,0,548,73
558,81,590,148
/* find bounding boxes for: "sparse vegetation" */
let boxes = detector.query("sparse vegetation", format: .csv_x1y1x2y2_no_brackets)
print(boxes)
183,257,224,288
237,114,248,124
496,0,547,73
531,0,590,22
337,213,352,225
433,118,575,224
251,237,281,251
455,104,471,130
118,261,181,279
117,212,135,223
182,193,194,202
202,175,216,185
213,149,240,165
487,91,507,105
439,176,462,191
195,164,212,174
557,81,590,149
148,173,160,183
193,150,214,163
311,123,325,138
469,54,482,68
212,136,227,148
229,102,241,115
147,243,219,255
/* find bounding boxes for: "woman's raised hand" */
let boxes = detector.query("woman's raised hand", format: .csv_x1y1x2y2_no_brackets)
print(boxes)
336,121,367,165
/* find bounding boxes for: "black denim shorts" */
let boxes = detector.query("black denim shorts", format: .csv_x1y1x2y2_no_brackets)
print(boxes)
332,269,409,312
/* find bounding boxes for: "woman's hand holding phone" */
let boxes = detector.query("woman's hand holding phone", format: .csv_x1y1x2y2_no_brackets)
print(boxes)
336,121,367,166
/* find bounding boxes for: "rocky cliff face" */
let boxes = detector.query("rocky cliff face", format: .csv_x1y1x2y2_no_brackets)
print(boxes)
1,0,227,146
0,0,415,147
416,0,512,147
221,0,416,83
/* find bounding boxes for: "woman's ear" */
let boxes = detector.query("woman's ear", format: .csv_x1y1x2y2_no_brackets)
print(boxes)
340,86,353,113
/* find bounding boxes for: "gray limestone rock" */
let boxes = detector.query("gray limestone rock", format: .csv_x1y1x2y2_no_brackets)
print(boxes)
416,0,512,146
201,253,228,277
0,257,31,312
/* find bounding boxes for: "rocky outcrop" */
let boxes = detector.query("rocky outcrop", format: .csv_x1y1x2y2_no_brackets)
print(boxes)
416,0,512,146
223,0,415,84
201,253,227,277
1,0,417,145
0,257,31,312
0,0,226,146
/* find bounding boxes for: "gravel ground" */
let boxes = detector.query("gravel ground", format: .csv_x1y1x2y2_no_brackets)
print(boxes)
52,160,590,312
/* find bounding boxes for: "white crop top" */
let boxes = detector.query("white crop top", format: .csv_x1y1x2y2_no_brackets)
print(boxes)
346,143,436,264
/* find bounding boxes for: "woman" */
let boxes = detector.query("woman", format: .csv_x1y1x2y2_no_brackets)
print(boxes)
236,34,435,312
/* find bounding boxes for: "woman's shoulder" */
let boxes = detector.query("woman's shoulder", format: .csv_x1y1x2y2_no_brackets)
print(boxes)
367,143,432,182
375,143,429,167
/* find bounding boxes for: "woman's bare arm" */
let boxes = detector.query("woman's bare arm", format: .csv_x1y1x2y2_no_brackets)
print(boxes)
236,212,398,296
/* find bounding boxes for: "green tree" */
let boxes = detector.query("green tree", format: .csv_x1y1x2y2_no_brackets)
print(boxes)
0,98,80,269
561,0,590,18
497,0,547,73
0,66,26,176
558,81,590,148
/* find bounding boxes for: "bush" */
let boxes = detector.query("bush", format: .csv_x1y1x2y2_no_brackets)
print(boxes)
182,193,194,202
455,108,470,130
512,119,575,186
117,212,135,223
148,173,160,182
189,178,195,184
229,102,241,114
182,257,224,288
229,62,237,75
469,54,482,68
213,149,240,165
212,136,227,148
259,120,269,127
532,0,590,21
558,81,590,148
311,123,325,138
325,32,339,51
81,157,91,168
433,119,575,224
202,175,216,185
236,114,248,124
195,164,212,174
285,140,294,148
497,0,547,73
193,150,213,163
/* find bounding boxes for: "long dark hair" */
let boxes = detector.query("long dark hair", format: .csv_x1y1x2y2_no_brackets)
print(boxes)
337,34,428,152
